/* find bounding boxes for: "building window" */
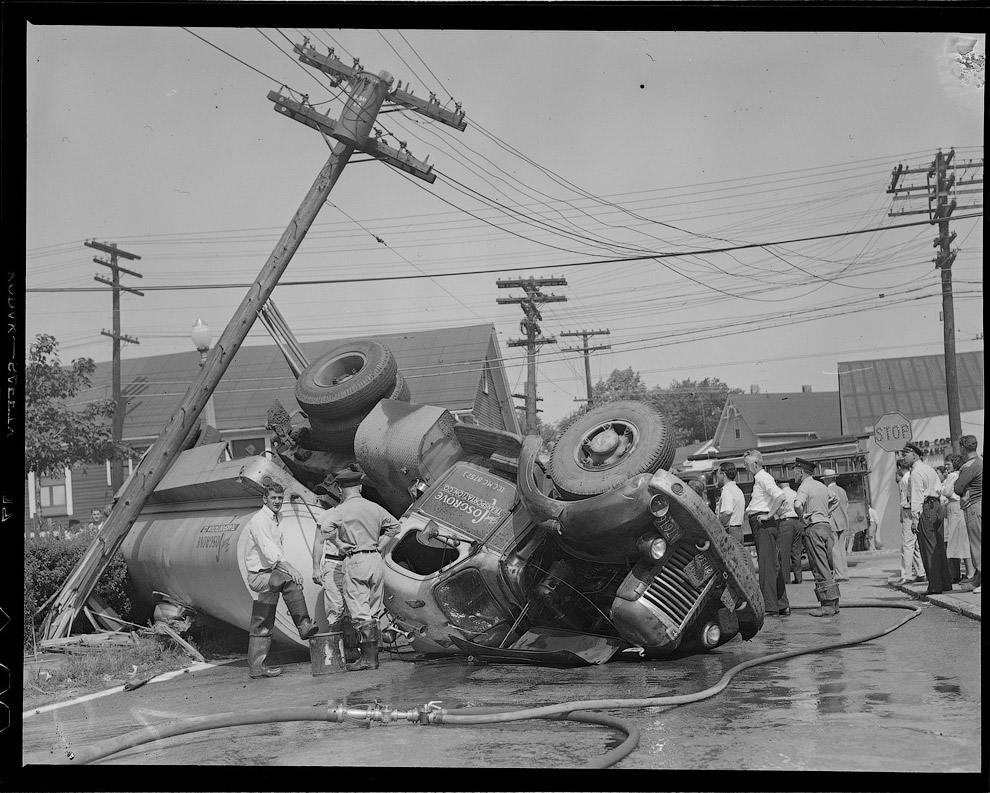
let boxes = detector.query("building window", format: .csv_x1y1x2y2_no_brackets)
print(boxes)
482,363,490,395
40,483,67,511
735,428,741,439
230,437,267,459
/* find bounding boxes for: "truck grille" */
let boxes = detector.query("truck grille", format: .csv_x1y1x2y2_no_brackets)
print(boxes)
639,545,713,636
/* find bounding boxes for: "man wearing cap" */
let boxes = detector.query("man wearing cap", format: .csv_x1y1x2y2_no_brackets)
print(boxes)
792,458,841,615
715,462,746,548
743,450,790,616
776,478,804,585
902,442,953,594
243,482,320,679
822,470,850,582
318,465,401,672
953,434,981,593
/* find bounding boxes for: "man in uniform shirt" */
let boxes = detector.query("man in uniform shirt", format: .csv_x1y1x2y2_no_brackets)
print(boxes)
776,478,804,585
902,442,953,594
715,462,746,547
953,434,982,593
242,482,319,679
823,470,850,582
792,458,841,616
319,465,401,672
743,450,790,616
311,494,359,663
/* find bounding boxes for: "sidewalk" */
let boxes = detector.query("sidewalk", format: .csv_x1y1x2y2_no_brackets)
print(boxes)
889,576,982,621
844,549,981,621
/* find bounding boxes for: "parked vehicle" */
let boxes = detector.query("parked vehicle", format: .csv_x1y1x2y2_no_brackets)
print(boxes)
121,342,765,665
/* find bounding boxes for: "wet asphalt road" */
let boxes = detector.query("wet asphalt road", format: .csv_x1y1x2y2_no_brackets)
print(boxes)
21,551,981,774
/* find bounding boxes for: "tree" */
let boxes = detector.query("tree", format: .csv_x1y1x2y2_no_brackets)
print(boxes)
649,377,742,447
24,334,131,479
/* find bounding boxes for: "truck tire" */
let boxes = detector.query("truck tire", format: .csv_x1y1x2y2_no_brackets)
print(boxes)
295,341,397,421
548,401,674,500
390,371,411,403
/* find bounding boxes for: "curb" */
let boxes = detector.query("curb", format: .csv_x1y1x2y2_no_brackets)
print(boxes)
889,582,981,622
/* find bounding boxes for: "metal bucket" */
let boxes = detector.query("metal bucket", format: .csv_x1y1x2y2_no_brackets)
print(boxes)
309,631,346,676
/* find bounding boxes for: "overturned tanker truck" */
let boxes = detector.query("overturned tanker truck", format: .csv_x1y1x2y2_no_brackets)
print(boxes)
122,340,765,665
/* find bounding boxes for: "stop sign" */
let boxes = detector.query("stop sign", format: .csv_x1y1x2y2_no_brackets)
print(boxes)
873,412,913,452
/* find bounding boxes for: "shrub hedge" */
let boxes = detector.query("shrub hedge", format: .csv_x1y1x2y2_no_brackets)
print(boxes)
23,527,144,649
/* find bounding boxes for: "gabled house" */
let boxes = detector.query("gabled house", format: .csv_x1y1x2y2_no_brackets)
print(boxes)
26,323,519,537
710,390,841,454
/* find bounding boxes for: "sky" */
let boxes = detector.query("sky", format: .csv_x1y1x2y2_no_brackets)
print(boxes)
24,26,985,429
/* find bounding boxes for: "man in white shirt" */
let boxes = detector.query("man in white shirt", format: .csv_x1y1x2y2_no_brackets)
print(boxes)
776,478,804,584
744,450,790,616
243,482,319,679
715,462,746,547
896,458,924,584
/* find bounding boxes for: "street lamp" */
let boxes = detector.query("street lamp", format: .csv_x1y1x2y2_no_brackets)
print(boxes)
190,319,218,429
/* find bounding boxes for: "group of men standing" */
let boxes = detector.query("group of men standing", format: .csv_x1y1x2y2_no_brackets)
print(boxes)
896,435,981,596
716,450,855,619
241,466,399,680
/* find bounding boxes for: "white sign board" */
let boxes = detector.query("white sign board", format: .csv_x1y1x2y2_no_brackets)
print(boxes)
873,412,912,452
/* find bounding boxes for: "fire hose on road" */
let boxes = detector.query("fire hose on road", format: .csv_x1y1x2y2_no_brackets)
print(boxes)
34,601,922,768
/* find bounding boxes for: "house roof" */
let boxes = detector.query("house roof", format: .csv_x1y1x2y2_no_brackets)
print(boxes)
838,349,985,434
722,392,841,438
72,324,504,441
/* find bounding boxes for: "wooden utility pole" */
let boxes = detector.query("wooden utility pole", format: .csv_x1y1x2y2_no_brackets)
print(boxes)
561,329,610,408
888,149,983,456
87,240,142,490
41,43,462,642
497,277,567,434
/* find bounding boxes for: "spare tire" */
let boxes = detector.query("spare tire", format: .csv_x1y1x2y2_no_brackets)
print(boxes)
295,341,397,421
390,371,411,403
548,401,673,500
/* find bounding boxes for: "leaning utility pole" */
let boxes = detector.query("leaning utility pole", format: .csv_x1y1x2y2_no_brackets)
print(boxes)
888,148,983,456
86,240,142,491
40,42,464,642
561,329,610,409
497,276,567,434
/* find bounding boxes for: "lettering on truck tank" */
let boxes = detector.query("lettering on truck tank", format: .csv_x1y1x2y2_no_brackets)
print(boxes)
195,522,239,563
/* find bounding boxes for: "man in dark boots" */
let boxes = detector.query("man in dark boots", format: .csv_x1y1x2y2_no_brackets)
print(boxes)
792,458,841,618
347,621,380,671
244,482,319,679
317,465,400,674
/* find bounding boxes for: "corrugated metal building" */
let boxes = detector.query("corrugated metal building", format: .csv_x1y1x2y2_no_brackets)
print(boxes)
26,323,519,537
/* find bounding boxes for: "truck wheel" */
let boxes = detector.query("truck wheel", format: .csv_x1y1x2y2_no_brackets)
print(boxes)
390,371,411,403
295,341,397,421
548,401,673,500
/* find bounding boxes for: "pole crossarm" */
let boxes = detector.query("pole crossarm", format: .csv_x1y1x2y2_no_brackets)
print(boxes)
94,257,143,279
268,91,436,183
94,275,144,296
84,240,141,260
100,330,140,345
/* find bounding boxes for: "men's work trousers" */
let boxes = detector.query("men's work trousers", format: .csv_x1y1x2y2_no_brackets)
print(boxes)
802,521,837,590
963,500,982,581
319,557,347,625
777,517,804,583
341,551,386,624
917,497,953,593
900,506,924,579
831,528,848,579
749,515,789,613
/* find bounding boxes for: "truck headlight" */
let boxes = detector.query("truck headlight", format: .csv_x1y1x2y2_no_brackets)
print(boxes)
649,494,669,518
638,533,668,560
700,621,721,649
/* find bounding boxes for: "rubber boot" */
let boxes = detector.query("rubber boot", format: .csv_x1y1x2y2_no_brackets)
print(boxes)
346,622,379,672
331,618,361,664
809,582,840,617
247,635,283,679
283,585,319,640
